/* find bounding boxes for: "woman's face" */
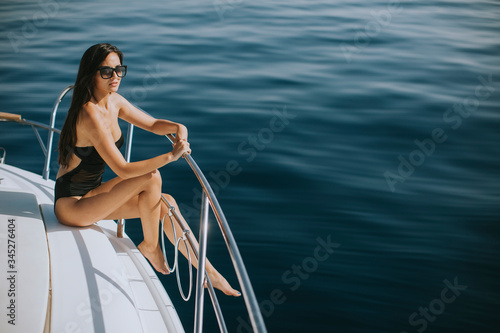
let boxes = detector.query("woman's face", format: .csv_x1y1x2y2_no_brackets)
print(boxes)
94,52,123,95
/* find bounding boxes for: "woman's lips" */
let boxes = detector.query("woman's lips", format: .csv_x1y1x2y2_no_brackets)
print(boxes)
110,81,119,87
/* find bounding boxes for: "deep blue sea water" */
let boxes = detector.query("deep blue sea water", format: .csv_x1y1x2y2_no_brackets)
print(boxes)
1,1,500,332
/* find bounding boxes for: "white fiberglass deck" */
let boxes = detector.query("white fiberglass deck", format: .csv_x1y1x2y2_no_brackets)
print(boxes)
0,163,184,333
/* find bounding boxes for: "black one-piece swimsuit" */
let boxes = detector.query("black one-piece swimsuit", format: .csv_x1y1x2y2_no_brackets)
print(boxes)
54,133,124,202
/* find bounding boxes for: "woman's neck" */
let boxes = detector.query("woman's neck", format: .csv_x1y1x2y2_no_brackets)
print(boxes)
91,90,113,108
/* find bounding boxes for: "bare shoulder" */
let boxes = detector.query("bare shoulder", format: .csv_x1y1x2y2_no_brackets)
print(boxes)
80,102,101,121
112,93,127,108
77,103,106,141
114,93,134,117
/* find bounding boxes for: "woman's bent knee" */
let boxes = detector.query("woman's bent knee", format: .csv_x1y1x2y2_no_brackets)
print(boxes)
162,193,174,203
152,169,162,183
139,169,162,188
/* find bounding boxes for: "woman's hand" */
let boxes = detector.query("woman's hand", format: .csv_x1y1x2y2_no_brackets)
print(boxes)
171,139,191,161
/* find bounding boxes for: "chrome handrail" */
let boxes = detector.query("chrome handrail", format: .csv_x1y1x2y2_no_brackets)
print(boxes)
43,85,74,180
0,112,61,168
0,84,72,180
161,194,228,333
162,137,267,333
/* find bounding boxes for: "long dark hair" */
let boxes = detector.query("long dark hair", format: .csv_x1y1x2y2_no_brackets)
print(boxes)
58,43,123,167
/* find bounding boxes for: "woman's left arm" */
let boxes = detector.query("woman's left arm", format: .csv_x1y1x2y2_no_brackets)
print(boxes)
117,94,188,141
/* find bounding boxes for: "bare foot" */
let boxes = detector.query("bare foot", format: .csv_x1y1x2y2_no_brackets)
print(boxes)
138,242,169,275
208,271,241,297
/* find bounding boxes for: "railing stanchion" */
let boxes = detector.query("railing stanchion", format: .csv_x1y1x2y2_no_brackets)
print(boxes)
194,191,210,333
118,122,134,238
43,85,73,180
124,123,134,162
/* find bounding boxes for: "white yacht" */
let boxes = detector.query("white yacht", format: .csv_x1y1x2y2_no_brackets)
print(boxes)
0,86,266,333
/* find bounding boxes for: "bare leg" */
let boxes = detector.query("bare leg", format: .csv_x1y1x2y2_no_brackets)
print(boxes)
160,194,241,297
55,171,169,274
55,171,239,292
135,172,170,275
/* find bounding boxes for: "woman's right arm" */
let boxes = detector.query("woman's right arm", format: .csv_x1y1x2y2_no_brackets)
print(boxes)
85,107,191,179
112,140,190,179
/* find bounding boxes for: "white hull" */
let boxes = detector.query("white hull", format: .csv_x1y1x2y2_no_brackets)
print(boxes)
0,163,185,333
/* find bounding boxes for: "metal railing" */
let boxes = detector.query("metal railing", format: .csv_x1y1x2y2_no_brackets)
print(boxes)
38,85,267,333
43,85,74,180
0,110,63,169
0,147,6,164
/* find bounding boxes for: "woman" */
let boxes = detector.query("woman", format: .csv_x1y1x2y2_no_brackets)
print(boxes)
54,43,240,297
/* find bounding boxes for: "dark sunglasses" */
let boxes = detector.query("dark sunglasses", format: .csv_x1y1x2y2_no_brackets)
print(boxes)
97,65,127,79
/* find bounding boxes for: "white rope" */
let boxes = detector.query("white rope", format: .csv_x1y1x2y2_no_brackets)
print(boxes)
160,207,177,273
160,205,193,301
175,231,193,301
